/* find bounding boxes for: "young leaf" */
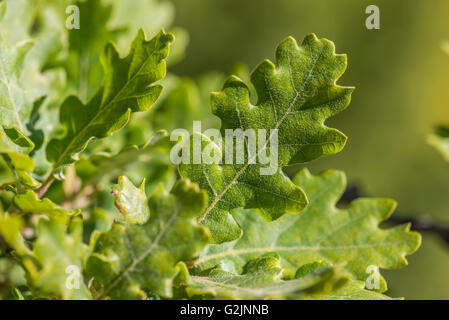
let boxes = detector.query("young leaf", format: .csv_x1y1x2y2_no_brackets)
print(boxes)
179,34,354,243
86,179,210,299
1,213,92,299
0,1,68,185
23,218,92,300
46,29,174,175
111,176,150,225
189,169,421,292
183,254,347,299
0,1,58,148
13,190,80,221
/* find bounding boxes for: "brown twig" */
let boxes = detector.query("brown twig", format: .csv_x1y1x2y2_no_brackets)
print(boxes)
34,174,55,198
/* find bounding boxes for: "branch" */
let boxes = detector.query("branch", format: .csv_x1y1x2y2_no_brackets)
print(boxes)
34,174,55,198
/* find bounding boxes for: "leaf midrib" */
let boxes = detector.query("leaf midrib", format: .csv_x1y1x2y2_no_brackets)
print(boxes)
191,241,406,267
52,41,160,170
97,212,178,299
198,45,326,223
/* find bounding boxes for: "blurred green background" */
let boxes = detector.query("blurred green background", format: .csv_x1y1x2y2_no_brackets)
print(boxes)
168,0,449,299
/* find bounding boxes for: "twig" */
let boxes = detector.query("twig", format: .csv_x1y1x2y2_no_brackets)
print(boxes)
34,174,55,198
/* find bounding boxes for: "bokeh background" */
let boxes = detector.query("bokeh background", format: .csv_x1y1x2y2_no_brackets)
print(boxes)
168,0,449,299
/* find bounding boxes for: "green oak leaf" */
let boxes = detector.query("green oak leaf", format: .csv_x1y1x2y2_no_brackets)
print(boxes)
0,1,34,147
179,34,354,243
291,260,391,300
111,176,150,225
0,133,40,189
23,218,92,300
60,0,119,101
0,211,29,255
44,0,184,99
0,37,34,138
46,29,174,175
183,254,347,300
83,207,118,241
0,212,92,299
0,1,67,184
0,0,35,46
13,189,80,222
86,179,210,299
0,1,57,147
189,168,421,293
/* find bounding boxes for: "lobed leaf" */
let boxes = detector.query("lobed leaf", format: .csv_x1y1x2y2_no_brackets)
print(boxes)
13,189,80,222
183,254,348,300
179,34,354,243
190,168,421,292
86,179,210,299
24,218,92,300
0,214,92,299
46,29,174,175
111,176,150,225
